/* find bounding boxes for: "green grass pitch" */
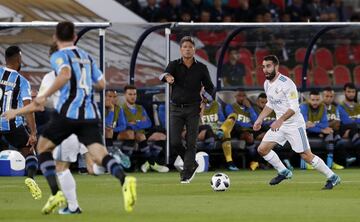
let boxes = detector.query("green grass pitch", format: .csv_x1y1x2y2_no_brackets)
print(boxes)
1,169,359,222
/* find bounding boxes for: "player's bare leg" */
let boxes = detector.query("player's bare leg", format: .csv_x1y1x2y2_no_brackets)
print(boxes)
258,141,292,185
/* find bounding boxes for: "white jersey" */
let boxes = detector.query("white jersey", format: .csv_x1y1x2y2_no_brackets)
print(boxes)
38,71,60,109
264,73,304,127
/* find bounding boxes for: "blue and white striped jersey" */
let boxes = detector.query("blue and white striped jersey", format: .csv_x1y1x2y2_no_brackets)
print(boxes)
50,46,103,121
0,67,31,131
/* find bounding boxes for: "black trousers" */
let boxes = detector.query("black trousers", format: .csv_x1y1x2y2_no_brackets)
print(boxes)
170,104,200,171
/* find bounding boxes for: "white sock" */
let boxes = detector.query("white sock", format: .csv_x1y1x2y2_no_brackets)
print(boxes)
263,150,287,173
310,155,334,178
57,169,79,211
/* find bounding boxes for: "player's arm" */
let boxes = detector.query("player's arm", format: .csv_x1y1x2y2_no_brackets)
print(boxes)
2,102,41,121
135,107,152,130
113,108,127,132
338,105,353,125
253,105,273,131
278,82,299,122
160,61,175,84
93,78,105,90
257,105,274,122
23,99,37,146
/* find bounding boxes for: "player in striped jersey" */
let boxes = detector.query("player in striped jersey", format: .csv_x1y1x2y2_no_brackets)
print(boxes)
0,46,40,200
3,22,136,214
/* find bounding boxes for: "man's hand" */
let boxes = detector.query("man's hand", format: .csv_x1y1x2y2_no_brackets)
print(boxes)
321,127,334,135
242,98,251,108
200,101,206,117
34,96,47,110
253,119,263,131
27,134,37,147
306,121,315,129
105,99,114,111
1,109,18,121
164,74,174,84
270,119,284,131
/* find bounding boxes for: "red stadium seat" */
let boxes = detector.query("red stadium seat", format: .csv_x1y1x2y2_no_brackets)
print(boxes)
335,44,351,65
333,65,352,86
352,44,360,64
216,48,229,63
272,0,285,10
196,31,227,47
315,48,334,70
255,48,269,66
295,48,313,67
278,65,290,77
256,67,266,86
292,65,310,87
196,48,209,61
353,65,360,85
238,48,253,70
310,66,331,86
244,67,254,86
229,34,246,47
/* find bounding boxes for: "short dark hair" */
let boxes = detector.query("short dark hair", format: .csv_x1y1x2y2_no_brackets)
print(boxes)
323,86,333,92
180,36,195,47
124,85,137,92
344,82,356,91
56,21,75,42
258,92,267,99
309,90,320,96
263,55,279,66
5,46,21,60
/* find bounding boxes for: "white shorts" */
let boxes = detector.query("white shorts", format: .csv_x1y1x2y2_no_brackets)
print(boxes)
262,124,310,153
53,134,88,162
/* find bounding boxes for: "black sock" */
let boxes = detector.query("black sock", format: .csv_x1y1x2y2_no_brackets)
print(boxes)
139,140,154,165
102,154,126,185
38,152,59,195
25,154,38,179
105,138,113,147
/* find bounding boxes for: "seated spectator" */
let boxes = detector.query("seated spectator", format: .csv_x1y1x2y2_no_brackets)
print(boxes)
114,85,169,173
338,83,360,160
234,0,254,22
300,90,344,169
141,0,161,22
322,87,356,168
222,48,246,87
198,100,239,170
225,89,259,170
210,0,231,22
146,103,168,165
179,8,193,22
182,0,206,22
287,0,307,22
199,8,211,22
160,0,181,21
255,0,280,22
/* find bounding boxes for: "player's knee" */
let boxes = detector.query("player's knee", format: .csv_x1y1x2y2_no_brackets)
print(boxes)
135,132,146,142
257,144,269,156
55,162,70,172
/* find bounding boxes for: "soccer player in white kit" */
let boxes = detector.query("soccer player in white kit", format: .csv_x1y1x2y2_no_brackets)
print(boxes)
253,55,340,189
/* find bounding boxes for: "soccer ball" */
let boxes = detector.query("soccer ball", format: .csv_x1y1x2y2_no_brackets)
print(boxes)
210,173,230,191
